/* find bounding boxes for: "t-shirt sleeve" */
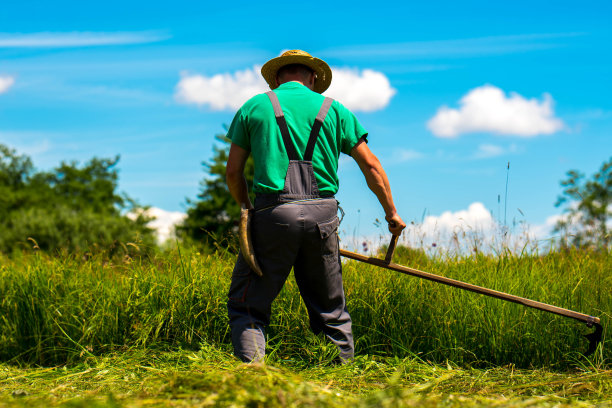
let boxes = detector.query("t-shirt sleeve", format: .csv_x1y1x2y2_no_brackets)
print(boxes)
226,108,251,151
337,102,368,155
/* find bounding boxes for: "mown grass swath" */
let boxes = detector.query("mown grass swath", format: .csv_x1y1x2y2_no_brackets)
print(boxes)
1,246,608,368
1,348,610,407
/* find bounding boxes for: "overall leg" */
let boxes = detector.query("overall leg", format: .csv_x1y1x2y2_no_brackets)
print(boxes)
227,204,302,362
293,200,354,362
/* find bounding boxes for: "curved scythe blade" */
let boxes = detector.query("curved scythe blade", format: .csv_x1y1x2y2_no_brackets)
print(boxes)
239,206,263,277
585,322,603,356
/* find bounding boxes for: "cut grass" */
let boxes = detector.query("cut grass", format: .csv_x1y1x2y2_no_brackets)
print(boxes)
0,347,610,407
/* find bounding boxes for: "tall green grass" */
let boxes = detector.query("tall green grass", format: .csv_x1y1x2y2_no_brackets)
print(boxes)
0,247,609,368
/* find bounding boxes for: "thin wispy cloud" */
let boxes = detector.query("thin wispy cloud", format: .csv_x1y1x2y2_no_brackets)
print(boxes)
52,83,168,106
474,144,504,159
0,132,52,158
175,66,396,112
427,84,564,138
564,108,612,121
0,31,169,48
14,140,52,156
321,32,586,59
391,148,424,163
7,74,168,106
0,75,15,93
473,143,519,159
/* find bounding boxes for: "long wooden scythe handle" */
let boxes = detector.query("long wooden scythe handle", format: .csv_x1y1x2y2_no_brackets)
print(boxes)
339,241,603,355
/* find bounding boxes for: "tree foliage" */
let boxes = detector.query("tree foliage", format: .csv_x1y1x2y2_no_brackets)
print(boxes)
554,157,611,249
0,144,155,255
177,133,255,246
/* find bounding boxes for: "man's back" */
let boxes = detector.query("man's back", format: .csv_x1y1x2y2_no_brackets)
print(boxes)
227,81,365,196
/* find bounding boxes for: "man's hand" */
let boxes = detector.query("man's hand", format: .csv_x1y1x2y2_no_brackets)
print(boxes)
385,213,406,236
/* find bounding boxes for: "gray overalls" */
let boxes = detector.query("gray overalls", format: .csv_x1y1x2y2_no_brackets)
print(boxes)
227,91,354,363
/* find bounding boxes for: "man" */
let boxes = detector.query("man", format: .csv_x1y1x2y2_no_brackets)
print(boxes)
225,50,406,363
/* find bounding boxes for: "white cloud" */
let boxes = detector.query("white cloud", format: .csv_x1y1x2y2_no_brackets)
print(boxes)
343,203,596,256
0,31,168,48
346,204,605,256
129,207,186,244
427,84,564,138
341,202,504,255
402,202,503,253
0,75,15,94
174,66,395,112
421,202,497,236
175,66,268,111
403,203,574,254
325,68,396,111
528,214,562,241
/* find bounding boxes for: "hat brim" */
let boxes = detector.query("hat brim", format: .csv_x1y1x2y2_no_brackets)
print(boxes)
261,54,332,94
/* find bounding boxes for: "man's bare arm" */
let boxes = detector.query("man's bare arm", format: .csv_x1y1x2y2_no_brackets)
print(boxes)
351,141,406,235
226,142,253,209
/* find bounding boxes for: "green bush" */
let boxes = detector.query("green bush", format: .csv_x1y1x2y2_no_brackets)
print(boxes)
0,144,155,256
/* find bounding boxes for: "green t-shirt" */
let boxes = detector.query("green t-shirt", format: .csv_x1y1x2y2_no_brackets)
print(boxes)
227,81,368,195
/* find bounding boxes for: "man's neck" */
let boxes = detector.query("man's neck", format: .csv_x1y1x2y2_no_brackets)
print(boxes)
277,77,314,91
279,80,306,87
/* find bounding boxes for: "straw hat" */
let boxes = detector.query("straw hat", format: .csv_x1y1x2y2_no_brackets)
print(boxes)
261,50,332,94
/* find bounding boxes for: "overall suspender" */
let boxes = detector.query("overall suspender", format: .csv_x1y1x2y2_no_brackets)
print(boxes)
266,91,333,162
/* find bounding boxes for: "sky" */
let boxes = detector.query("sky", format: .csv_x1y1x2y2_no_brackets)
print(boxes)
1,0,611,250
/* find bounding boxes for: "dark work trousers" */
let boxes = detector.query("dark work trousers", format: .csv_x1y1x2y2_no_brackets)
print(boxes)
226,198,354,363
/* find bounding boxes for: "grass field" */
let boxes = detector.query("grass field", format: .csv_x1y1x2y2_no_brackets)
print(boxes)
0,245,610,406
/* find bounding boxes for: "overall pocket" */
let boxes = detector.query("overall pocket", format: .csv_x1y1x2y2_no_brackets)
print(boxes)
316,216,339,262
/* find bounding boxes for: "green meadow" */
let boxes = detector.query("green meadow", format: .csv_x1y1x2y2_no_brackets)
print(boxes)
0,246,610,406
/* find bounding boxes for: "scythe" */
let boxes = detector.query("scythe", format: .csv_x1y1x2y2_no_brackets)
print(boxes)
340,234,603,356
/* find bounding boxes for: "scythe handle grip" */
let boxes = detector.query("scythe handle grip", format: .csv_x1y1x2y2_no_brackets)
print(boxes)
384,234,399,264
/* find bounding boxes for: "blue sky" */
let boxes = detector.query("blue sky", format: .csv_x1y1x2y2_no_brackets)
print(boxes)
1,0,611,246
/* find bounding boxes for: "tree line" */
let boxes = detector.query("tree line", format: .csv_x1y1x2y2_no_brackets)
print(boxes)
0,139,609,256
